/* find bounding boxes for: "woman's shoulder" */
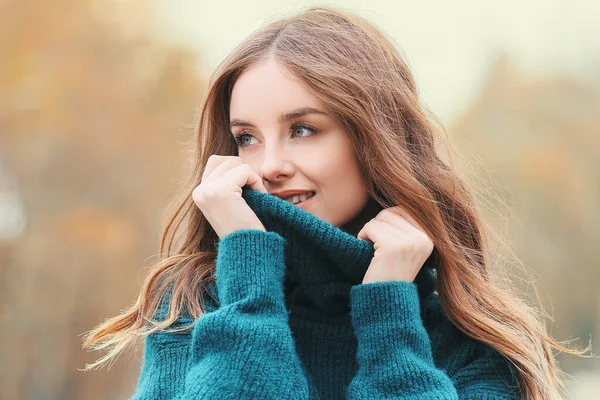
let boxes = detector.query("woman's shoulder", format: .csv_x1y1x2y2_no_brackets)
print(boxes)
421,291,519,390
421,291,490,357
202,279,220,312
142,281,220,348
150,281,219,330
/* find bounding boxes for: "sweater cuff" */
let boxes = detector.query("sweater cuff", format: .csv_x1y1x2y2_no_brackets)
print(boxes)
215,229,287,306
350,281,424,342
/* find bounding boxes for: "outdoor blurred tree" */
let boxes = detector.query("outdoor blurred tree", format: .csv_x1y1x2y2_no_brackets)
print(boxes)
0,0,203,398
1,0,598,398
451,54,600,373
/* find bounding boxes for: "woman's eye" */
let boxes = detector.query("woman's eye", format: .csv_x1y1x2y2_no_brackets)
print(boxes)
232,123,318,149
291,124,316,138
234,133,255,147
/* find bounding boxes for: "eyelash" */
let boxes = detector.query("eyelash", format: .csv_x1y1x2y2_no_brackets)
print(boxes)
231,123,319,149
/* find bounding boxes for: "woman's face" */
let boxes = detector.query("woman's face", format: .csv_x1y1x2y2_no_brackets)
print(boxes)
228,56,371,229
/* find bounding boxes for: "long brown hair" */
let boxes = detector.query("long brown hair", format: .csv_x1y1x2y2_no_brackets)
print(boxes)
82,6,590,398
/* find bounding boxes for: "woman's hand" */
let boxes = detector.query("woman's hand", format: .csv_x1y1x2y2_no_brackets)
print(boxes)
357,206,434,284
192,155,268,239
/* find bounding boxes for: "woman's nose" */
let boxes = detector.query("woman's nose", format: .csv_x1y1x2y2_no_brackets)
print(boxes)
259,145,294,182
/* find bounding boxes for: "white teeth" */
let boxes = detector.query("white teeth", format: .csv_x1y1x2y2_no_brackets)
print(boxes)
284,192,315,204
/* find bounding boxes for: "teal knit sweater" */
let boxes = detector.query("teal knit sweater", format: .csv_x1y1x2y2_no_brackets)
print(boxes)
131,187,520,399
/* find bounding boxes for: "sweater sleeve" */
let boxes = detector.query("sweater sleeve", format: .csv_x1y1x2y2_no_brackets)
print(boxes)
347,281,519,400
130,229,314,399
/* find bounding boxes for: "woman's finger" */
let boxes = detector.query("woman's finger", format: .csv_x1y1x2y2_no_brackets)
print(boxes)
215,163,266,194
357,218,403,245
203,156,242,183
374,208,418,236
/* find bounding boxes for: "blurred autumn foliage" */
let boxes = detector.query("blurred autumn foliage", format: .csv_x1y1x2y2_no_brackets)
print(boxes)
450,55,600,375
0,0,598,399
1,0,203,398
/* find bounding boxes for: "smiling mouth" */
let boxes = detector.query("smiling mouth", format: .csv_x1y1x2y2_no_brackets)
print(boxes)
283,191,316,206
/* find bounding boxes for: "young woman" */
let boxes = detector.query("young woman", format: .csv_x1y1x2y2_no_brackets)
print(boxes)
82,6,587,399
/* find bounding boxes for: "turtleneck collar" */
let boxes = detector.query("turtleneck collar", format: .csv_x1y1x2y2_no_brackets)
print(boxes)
339,195,385,237
240,186,438,320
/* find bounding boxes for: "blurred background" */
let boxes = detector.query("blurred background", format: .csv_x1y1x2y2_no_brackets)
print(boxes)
1,0,598,398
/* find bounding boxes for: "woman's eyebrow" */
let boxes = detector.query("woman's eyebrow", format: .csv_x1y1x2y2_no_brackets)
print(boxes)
229,107,328,128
